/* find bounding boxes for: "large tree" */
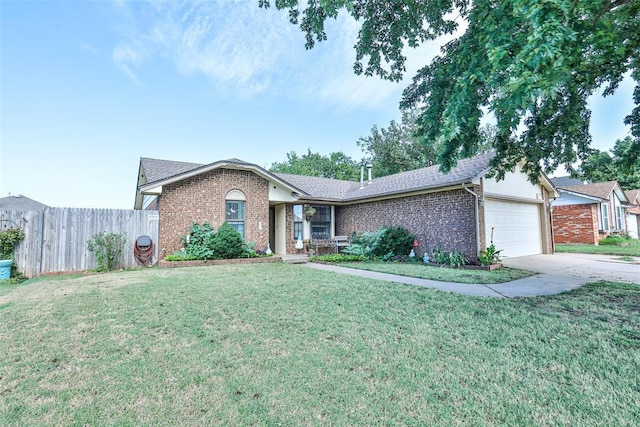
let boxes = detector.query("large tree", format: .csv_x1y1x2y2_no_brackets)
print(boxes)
269,149,360,180
580,137,640,190
260,0,640,182
357,108,434,177
357,108,496,177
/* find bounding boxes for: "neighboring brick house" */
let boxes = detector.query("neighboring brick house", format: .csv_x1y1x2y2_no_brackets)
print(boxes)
551,179,632,244
134,152,557,261
625,189,640,239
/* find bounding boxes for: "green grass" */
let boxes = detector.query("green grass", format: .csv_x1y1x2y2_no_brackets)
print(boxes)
1,264,639,425
556,239,640,257
339,261,535,284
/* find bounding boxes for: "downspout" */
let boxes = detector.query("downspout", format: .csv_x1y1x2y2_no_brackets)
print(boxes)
462,184,481,256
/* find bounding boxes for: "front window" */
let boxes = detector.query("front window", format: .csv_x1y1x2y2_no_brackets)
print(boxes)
601,204,610,231
616,206,623,230
311,205,330,239
226,191,246,239
293,205,303,239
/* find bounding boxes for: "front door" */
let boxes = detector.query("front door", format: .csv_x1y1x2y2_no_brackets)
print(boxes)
269,207,275,252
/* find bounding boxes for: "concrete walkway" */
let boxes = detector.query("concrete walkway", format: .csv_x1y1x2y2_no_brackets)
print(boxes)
302,252,639,298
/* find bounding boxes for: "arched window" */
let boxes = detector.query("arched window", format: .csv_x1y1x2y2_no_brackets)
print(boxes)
226,190,246,239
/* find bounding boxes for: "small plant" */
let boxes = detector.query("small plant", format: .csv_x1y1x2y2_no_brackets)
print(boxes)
303,205,316,221
478,243,502,267
0,227,25,260
431,246,449,265
87,232,127,272
448,251,468,268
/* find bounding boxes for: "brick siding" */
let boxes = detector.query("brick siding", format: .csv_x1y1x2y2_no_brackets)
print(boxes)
158,169,269,257
552,204,599,244
336,189,478,261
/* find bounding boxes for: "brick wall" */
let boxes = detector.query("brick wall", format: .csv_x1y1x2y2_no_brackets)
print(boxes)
158,169,269,256
552,204,599,244
336,189,478,261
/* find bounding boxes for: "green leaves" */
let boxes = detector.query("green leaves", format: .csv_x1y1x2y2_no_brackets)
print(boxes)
269,149,360,180
262,0,640,182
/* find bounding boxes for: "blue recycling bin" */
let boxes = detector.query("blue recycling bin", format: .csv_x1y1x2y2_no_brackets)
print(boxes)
0,259,12,280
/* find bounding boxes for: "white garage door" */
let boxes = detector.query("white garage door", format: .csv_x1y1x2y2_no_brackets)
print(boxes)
484,199,542,258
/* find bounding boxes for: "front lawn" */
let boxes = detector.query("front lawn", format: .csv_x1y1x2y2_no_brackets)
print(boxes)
339,261,535,284
556,239,640,257
1,264,639,425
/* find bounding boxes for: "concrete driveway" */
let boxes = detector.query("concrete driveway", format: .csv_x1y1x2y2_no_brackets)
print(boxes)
502,253,639,284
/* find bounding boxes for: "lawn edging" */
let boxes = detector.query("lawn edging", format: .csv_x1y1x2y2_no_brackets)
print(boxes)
159,256,282,268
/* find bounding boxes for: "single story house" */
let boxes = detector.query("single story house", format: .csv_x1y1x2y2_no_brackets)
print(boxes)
625,189,640,239
551,180,632,244
134,152,557,261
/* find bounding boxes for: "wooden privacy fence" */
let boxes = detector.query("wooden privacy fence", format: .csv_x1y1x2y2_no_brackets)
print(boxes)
1,208,159,277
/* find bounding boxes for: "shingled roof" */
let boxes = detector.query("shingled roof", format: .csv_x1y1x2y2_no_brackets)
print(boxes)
140,157,203,183
137,152,543,204
625,189,640,214
274,152,496,202
550,176,586,187
0,195,49,211
558,181,618,200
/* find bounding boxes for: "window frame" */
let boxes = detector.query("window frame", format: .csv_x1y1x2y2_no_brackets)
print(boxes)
293,205,303,240
601,203,610,231
225,190,246,240
310,205,331,240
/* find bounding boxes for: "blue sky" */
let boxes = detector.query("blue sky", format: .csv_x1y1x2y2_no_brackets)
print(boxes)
0,1,635,209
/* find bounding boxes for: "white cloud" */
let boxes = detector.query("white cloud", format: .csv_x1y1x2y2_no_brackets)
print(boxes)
109,1,464,110
112,44,142,85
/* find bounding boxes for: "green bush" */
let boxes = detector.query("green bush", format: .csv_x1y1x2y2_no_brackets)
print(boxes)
210,222,245,259
376,226,415,259
181,222,216,259
345,226,415,259
87,232,127,272
599,235,630,246
0,227,25,260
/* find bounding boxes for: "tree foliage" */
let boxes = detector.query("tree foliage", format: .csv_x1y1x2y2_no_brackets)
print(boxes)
357,108,497,177
260,0,640,182
357,108,435,177
269,149,360,180
580,137,640,190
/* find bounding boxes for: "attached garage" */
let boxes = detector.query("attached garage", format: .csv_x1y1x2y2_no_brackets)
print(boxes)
484,199,543,258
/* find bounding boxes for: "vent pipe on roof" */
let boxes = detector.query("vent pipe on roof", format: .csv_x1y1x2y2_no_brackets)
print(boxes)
367,164,373,184
360,164,365,189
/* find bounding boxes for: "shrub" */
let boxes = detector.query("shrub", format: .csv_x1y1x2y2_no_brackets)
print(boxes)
345,226,415,259
210,222,245,259
0,227,25,260
599,235,629,246
87,232,127,272
181,222,216,259
375,226,415,258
